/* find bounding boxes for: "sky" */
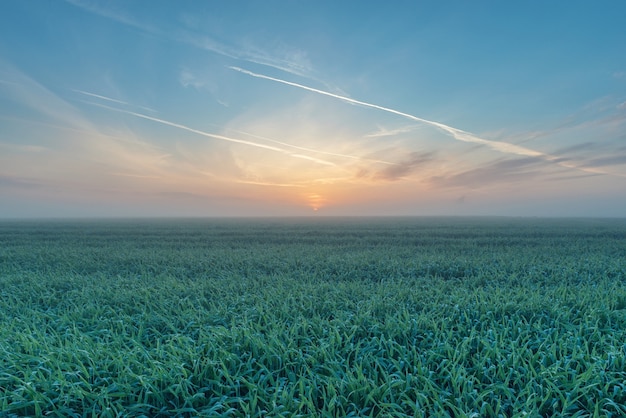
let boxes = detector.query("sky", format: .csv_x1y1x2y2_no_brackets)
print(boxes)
1,1,625,218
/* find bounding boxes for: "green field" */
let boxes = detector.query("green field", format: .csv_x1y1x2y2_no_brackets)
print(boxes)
1,217,626,417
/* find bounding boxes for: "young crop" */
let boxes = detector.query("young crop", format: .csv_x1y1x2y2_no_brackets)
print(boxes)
0,217,625,416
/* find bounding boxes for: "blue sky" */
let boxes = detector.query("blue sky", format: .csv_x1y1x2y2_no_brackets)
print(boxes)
1,1,625,217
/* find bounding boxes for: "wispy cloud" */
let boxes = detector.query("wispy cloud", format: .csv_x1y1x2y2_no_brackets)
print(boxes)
230,66,626,179
228,67,553,159
179,69,208,90
365,124,422,138
187,36,314,78
583,154,626,168
552,141,599,155
77,90,400,168
66,0,315,79
235,180,306,188
73,89,156,113
73,89,128,105
110,172,162,179
0,79,19,86
64,0,158,34
2,111,172,175
79,99,342,166
504,97,626,146
372,152,435,181
0,174,46,189
221,127,396,165
0,66,185,190
430,157,555,189
429,155,611,190
178,69,230,108
0,60,94,131
0,141,48,153
289,154,336,166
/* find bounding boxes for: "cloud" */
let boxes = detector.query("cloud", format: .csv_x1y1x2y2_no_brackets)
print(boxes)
178,69,230,107
2,73,177,184
187,31,343,95
0,60,93,131
547,142,626,174
80,99,344,167
66,0,315,79
181,34,315,79
373,151,435,181
190,35,315,78
434,157,539,186
0,69,185,189
429,157,601,189
0,174,45,189
110,172,161,179
0,141,48,153
79,93,400,168
552,141,599,155
583,154,626,168
0,79,19,86
240,42,313,78
221,126,395,165
155,191,207,199
365,124,422,138
74,89,128,106
235,180,306,188
64,0,158,34
230,66,626,181
229,67,550,158
72,89,156,113
289,154,336,166
179,69,206,90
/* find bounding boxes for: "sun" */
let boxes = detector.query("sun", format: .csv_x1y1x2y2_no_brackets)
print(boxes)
305,192,326,212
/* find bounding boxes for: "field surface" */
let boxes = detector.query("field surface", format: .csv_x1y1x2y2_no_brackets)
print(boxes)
1,217,626,417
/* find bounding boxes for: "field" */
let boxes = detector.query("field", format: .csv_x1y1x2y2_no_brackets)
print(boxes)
1,217,626,417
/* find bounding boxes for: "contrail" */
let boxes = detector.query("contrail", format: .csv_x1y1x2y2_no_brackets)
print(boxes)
73,89,157,113
229,66,545,158
80,100,341,166
77,93,397,167
73,89,129,105
290,153,336,166
365,124,422,138
229,66,624,177
99,104,285,151
224,128,396,165
75,89,395,166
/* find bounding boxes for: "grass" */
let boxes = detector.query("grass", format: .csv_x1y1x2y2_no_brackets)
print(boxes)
1,217,625,417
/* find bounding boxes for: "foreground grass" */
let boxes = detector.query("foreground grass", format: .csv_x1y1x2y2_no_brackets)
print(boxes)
1,217,625,417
